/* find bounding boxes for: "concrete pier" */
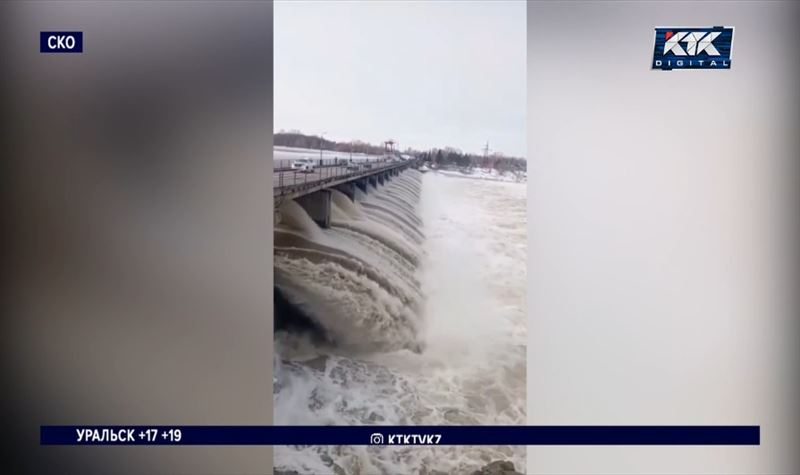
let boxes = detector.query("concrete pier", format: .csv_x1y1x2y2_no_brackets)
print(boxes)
334,182,357,201
295,189,332,228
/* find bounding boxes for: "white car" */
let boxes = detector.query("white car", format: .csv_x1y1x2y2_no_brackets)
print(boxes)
291,159,315,173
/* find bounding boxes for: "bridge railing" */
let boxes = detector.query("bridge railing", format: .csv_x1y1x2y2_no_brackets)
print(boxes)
274,156,390,171
273,156,413,194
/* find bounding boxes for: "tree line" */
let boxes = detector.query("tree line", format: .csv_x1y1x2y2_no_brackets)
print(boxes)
275,130,386,156
415,148,526,173
275,130,526,172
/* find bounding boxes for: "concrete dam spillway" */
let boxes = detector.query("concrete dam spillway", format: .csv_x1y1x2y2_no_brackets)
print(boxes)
274,168,426,353
273,165,527,474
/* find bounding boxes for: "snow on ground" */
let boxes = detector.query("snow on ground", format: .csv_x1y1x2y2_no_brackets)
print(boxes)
433,167,526,183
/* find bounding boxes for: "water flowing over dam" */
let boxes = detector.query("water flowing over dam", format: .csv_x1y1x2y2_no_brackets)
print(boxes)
274,170,527,474
274,170,425,353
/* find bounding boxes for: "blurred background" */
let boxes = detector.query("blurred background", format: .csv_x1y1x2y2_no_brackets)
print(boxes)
2,1,273,473
527,1,799,474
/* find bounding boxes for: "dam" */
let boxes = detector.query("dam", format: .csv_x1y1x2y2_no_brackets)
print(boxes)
274,158,425,351
273,162,526,474
274,156,418,229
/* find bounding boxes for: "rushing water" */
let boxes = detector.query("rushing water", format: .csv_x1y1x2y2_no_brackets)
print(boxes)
274,170,526,474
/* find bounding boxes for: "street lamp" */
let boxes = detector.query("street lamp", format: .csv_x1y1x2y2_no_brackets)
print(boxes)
319,131,326,163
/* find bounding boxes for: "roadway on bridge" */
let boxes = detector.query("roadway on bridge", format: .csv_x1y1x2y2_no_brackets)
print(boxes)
273,158,406,195
273,164,355,190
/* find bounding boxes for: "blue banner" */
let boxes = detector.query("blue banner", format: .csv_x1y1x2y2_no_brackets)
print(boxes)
40,31,84,53
41,425,759,445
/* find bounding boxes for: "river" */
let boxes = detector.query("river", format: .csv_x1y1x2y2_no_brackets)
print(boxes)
274,170,527,474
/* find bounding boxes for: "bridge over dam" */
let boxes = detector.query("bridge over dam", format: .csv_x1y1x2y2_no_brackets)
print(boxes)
274,156,418,228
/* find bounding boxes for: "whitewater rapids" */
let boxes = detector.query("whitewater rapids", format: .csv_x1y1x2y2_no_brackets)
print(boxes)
274,169,526,474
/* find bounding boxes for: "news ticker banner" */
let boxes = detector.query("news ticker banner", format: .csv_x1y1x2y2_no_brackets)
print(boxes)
41,426,759,446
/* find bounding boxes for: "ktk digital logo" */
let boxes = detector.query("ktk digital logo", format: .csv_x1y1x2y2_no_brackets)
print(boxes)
652,26,734,70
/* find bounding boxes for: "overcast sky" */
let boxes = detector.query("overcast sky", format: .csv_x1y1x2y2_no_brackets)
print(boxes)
274,1,526,157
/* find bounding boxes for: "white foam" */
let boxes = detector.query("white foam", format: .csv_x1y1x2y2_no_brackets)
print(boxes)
274,170,527,474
